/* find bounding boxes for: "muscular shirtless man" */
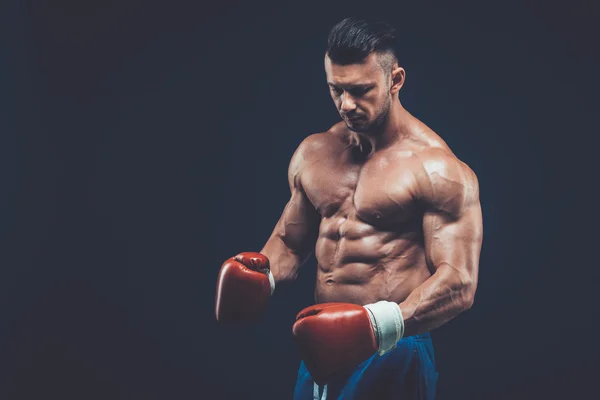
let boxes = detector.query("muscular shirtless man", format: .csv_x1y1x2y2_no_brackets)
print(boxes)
215,17,483,400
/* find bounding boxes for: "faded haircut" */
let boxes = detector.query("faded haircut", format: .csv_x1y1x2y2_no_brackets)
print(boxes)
326,17,398,76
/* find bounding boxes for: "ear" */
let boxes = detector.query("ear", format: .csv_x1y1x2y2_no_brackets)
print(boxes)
390,66,405,94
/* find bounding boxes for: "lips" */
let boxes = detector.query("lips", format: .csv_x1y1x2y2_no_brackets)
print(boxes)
345,115,363,122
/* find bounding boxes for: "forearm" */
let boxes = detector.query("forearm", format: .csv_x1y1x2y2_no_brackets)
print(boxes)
260,234,312,284
398,263,476,337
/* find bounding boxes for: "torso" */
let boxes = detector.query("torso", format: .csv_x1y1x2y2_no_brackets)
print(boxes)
299,120,454,305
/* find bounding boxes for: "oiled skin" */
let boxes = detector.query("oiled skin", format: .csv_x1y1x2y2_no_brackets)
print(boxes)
260,53,483,336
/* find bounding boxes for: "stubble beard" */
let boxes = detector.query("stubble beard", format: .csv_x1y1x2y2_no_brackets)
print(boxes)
345,95,391,136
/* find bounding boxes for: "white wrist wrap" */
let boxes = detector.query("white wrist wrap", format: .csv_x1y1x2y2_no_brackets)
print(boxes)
266,269,275,295
364,301,405,355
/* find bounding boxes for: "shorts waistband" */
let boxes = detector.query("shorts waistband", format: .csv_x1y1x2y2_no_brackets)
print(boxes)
401,332,431,342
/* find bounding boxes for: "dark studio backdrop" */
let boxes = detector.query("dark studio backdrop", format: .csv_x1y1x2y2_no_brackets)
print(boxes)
3,0,598,399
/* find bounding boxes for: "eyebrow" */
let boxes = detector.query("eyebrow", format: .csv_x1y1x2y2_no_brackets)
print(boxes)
327,82,374,89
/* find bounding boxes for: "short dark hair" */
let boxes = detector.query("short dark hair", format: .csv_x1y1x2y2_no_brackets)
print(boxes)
326,17,397,71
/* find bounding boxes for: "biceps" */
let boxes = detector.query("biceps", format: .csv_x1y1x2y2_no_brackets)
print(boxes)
423,204,483,279
274,189,320,253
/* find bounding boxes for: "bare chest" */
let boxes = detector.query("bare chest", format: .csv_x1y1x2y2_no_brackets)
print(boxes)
301,150,421,226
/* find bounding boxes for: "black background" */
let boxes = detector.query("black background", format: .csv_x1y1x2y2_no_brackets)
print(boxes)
3,0,598,399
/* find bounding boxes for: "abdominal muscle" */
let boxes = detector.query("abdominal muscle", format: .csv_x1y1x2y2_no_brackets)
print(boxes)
313,217,431,306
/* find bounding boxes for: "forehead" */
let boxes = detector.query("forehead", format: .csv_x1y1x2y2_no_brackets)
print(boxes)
324,52,383,85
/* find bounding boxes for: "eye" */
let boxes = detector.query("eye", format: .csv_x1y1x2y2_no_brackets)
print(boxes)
350,87,371,96
330,87,343,96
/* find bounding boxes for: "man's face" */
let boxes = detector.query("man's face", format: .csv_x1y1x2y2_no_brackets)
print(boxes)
325,52,391,134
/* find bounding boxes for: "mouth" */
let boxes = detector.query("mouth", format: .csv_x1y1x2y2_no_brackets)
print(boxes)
345,115,364,122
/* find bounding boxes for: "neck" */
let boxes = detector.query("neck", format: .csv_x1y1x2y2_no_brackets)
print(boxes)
351,99,410,153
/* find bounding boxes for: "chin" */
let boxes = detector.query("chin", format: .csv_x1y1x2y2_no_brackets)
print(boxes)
346,121,373,133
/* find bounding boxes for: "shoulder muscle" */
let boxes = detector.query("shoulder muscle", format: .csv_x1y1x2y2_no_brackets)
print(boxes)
416,148,479,219
288,132,328,189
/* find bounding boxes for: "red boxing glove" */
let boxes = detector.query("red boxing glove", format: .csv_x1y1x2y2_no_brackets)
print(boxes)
215,252,275,325
292,301,404,385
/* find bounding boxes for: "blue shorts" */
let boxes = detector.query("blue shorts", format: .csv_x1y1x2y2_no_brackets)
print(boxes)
293,333,438,400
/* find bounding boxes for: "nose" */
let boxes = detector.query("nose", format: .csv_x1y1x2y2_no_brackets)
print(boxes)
340,93,356,113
